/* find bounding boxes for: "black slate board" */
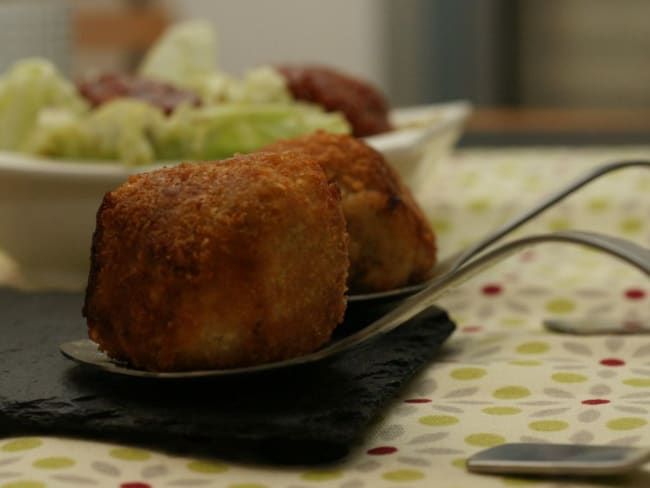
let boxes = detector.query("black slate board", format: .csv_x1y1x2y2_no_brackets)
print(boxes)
0,287,455,464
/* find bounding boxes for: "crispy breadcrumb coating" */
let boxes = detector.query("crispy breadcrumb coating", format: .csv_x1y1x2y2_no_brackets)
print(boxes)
83,151,349,371
264,131,436,293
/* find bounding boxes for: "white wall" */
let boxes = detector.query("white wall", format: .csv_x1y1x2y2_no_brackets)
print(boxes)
166,0,389,92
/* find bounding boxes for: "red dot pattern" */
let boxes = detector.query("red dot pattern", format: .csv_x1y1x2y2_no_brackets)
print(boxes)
519,250,536,262
582,399,610,405
461,325,483,333
121,483,152,488
367,446,398,455
625,288,646,300
600,358,625,367
481,284,503,296
404,398,432,404
624,321,643,331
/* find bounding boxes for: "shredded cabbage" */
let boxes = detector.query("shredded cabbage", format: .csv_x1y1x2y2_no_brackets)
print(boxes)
0,59,87,151
28,99,164,165
162,102,349,161
30,99,349,165
138,19,217,88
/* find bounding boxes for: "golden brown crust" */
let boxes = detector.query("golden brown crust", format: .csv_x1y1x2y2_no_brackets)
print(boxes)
84,152,349,371
264,131,437,293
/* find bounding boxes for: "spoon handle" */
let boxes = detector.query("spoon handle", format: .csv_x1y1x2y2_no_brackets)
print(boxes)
450,160,650,272
319,230,650,359
349,160,650,303
543,318,650,335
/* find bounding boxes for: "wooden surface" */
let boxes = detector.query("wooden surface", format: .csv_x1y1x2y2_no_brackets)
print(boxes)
467,108,650,133
73,5,170,50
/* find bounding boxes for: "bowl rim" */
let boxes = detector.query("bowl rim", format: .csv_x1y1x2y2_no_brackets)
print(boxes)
366,100,471,155
0,100,472,179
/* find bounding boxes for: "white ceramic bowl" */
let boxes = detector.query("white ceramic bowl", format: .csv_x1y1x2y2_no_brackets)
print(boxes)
0,100,471,290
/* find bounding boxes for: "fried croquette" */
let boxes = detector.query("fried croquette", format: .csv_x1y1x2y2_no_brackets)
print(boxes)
276,65,392,137
264,131,437,293
83,152,349,372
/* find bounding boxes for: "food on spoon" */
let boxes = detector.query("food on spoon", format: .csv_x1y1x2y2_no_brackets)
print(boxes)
83,152,349,371
277,65,393,138
264,131,436,293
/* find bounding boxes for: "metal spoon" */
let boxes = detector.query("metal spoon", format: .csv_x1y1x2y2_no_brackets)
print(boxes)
350,159,650,302
544,318,650,335
60,229,650,378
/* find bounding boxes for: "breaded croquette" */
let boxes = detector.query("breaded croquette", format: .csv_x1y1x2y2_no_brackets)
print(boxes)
83,151,349,371
264,131,436,293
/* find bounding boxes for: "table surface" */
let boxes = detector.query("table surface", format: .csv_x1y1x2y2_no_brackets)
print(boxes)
1,145,649,488
461,109,650,146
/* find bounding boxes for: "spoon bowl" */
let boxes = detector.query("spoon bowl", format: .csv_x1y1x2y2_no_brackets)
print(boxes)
60,229,650,378
60,160,650,378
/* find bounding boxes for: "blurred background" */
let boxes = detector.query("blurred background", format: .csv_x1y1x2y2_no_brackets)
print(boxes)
1,0,649,144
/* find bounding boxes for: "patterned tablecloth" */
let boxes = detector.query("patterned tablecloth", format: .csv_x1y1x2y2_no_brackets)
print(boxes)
1,146,649,488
